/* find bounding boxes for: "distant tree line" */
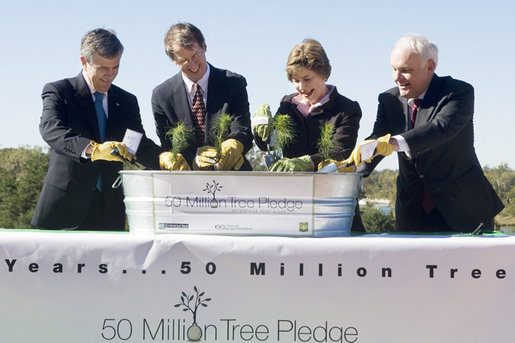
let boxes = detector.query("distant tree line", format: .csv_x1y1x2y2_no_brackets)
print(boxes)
0,147,513,231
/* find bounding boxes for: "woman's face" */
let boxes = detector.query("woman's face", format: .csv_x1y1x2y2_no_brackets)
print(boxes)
291,68,327,105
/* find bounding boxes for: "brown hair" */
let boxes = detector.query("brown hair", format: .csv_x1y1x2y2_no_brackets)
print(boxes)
286,39,331,81
164,23,206,61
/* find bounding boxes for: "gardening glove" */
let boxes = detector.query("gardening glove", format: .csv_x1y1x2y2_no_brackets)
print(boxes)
217,139,244,171
159,152,190,171
317,159,356,173
270,155,314,172
375,134,394,157
252,103,273,141
90,141,134,162
195,145,217,170
347,134,394,166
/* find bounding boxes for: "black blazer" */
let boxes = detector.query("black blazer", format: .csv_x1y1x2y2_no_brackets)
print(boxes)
31,73,162,229
365,74,504,232
151,64,253,170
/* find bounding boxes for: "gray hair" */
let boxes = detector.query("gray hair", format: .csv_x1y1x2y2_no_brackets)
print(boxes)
395,33,438,67
81,28,124,63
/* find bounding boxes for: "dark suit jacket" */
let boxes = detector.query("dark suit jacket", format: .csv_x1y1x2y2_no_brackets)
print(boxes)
151,64,253,170
31,72,162,230
365,74,504,232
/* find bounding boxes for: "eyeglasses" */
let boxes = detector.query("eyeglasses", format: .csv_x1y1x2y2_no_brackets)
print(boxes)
174,50,205,66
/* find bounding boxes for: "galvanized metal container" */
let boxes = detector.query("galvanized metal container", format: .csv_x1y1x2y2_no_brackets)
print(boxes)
118,170,361,237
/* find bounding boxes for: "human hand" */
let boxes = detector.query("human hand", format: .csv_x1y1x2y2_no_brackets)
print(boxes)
252,103,273,141
269,155,314,172
217,139,244,171
90,141,134,162
375,134,394,157
195,145,217,170
159,152,191,171
347,134,393,166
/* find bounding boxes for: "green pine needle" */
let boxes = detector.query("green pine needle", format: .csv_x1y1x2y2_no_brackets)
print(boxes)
271,114,295,150
166,122,192,158
211,113,233,158
317,122,335,162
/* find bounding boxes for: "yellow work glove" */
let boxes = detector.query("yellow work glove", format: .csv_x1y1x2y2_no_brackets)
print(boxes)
375,134,394,157
252,103,273,141
90,141,134,162
317,159,356,173
270,155,314,172
159,152,191,171
347,134,394,166
195,145,217,170
217,139,244,171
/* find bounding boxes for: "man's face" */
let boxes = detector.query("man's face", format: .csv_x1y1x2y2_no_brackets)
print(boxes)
81,53,121,93
390,46,435,99
173,41,207,82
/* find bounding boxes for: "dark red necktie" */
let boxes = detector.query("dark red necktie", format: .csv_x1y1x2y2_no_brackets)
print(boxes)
192,83,206,141
410,98,422,128
410,98,435,213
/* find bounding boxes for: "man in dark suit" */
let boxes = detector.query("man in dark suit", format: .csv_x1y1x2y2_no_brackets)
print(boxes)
346,33,504,233
153,23,253,171
31,28,163,231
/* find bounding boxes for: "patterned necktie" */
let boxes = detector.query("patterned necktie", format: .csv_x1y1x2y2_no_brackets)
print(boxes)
410,98,422,129
95,92,107,142
192,83,206,141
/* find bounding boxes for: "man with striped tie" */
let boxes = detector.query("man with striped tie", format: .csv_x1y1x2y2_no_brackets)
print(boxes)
152,22,253,171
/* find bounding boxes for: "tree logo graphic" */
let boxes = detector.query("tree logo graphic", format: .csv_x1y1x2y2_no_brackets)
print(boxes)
174,286,211,341
203,180,223,208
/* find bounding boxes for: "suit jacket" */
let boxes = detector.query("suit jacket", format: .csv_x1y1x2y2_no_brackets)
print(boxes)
365,74,504,232
151,64,253,170
31,72,162,230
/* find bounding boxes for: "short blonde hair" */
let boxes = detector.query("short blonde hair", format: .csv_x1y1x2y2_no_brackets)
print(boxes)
286,39,331,81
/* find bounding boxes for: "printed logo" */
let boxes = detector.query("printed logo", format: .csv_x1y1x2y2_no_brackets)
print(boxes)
298,222,309,232
174,286,211,341
203,180,223,208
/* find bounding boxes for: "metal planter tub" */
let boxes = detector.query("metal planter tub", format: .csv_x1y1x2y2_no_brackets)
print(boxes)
118,170,361,237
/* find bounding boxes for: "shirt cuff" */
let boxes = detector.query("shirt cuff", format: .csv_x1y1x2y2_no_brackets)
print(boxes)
392,135,411,158
81,143,91,159
392,135,410,153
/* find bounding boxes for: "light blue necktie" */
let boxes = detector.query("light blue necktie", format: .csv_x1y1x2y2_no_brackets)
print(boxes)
94,92,106,142
94,92,106,191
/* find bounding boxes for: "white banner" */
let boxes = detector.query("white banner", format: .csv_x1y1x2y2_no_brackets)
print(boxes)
1,230,514,343
152,173,313,236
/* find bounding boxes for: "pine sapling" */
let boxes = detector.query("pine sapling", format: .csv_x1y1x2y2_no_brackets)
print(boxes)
317,122,336,168
211,113,233,161
166,122,192,160
271,114,295,151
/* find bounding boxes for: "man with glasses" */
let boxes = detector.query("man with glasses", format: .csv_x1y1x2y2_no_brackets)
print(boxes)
32,28,163,231
152,22,253,171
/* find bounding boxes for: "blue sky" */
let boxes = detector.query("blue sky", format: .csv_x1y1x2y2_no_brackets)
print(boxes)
1,0,513,170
